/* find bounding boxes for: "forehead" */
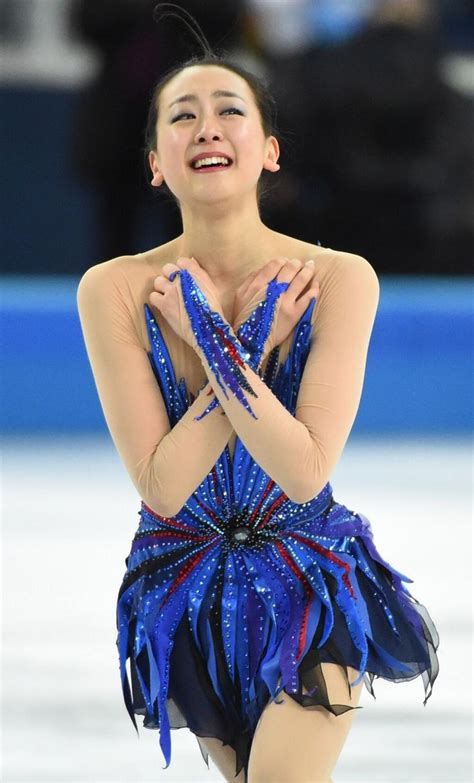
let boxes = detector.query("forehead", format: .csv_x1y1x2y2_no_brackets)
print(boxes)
159,64,254,108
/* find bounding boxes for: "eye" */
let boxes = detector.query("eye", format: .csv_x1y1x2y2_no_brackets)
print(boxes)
171,112,195,123
171,107,245,123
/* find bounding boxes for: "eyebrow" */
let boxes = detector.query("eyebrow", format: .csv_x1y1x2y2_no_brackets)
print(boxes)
167,90,246,109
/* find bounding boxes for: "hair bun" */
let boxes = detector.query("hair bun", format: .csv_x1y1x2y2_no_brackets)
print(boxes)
152,2,216,59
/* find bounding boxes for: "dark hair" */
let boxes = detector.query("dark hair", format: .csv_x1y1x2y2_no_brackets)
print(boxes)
143,4,280,208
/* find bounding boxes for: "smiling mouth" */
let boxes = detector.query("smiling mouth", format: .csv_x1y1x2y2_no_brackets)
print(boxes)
191,156,233,171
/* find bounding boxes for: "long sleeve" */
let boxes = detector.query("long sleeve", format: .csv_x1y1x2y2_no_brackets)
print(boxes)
76,261,234,518
190,254,380,504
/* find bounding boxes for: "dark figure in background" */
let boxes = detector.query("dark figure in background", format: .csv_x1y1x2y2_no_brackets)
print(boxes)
260,3,473,274
69,0,245,264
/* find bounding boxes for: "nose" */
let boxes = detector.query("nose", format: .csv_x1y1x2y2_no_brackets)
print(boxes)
194,119,224,144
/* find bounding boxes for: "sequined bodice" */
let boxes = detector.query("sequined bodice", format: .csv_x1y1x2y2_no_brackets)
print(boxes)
144,297,316,434
141,291,338,529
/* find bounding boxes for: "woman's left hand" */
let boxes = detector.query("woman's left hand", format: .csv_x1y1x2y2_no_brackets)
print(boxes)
149,256,226,350
231,258,319,352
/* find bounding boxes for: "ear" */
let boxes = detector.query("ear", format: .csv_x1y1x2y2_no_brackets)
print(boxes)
149,150,164,187
262,135,280,173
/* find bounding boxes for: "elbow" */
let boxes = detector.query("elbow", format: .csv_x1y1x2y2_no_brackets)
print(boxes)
137,486,184,519
286,482,327,505
286,481,328,505
139,466,187,517
284,440,330,504
137,472,179,518
141,493,180,519
136,454,182,518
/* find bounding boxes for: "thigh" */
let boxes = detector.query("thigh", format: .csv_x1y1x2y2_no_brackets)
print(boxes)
247,664,363,783
197,736,246,783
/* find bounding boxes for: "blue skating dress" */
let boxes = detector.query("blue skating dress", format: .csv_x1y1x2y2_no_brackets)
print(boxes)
116,269,439,781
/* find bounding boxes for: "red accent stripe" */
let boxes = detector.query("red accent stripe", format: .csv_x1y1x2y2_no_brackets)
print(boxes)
159,543,215,610
194,495,223,526
211,465,223,506
214,325,246,367
141,503,197,533
149,530,217,542
275,541,313,660
248,478,275,525
256,491,287,530
288,532,356,598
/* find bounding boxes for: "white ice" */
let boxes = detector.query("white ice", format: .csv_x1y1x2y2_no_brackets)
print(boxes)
2,436,472,782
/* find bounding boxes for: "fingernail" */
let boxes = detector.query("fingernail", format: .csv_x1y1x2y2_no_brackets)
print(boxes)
305,259,315,265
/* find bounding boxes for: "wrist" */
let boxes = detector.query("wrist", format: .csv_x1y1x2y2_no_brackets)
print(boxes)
178,268,257,418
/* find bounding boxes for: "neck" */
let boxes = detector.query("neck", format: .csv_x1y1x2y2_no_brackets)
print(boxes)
175,199,274,290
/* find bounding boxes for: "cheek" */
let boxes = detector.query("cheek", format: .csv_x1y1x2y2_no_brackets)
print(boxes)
234,124,266,167
157,129,186,173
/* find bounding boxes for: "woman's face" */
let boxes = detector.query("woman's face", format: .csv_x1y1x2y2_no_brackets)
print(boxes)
149,65,279,206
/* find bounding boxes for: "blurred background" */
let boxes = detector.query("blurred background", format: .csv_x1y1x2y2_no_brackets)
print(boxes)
1,1,473,782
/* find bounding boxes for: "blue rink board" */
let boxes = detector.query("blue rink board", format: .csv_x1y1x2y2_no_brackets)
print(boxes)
1,275,472,434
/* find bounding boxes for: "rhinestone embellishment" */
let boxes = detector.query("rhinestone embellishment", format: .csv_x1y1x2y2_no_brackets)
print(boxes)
232,525,250,543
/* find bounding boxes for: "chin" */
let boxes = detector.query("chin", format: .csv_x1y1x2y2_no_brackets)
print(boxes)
191,180,260,205
182,188,244,207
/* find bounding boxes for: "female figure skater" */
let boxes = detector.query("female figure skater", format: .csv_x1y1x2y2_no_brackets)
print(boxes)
77,8,439,782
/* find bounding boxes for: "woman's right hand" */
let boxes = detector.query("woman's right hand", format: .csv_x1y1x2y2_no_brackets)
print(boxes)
149,256,226,352
232,258,320,357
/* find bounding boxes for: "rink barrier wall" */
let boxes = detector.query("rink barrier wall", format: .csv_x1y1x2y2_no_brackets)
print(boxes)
0,275,472,435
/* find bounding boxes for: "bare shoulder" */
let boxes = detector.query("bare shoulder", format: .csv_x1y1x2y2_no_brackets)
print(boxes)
77,254,134,290
270,231,379,288
321,245,379,289
76,239,180,300
75,249,171,350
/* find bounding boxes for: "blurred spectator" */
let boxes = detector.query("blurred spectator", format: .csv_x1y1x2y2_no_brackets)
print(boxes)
69,0,245,263
251,0,474,273
2,0,471,274
248,0,377,55
438,0,474,53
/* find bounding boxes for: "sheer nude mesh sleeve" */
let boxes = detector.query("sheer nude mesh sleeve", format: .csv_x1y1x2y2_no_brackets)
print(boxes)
76,260,234,518
189,253,380,503
293,253,380,498
77,250,379,514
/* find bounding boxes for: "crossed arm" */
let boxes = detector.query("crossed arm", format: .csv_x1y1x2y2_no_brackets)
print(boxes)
77,254,379,518
189,255,379,506
77,265,237,517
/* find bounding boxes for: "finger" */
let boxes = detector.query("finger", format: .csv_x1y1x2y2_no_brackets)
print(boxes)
149,290,164,308
244,258,287,295
153,276,172,293
236,265,265,298
276,258,303,284
176,256,200,271
294,283,320,316
261,257,288,279
287,261,317,299
176,256,214,286
162,262,180,279
236,265,262,291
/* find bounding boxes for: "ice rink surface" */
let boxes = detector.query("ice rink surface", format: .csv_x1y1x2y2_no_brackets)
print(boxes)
2,435,472,782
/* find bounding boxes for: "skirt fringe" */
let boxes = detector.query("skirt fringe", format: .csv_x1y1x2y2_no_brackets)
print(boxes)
120,535,439,782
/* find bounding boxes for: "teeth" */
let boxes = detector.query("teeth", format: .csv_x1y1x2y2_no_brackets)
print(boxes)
193,156,230,169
